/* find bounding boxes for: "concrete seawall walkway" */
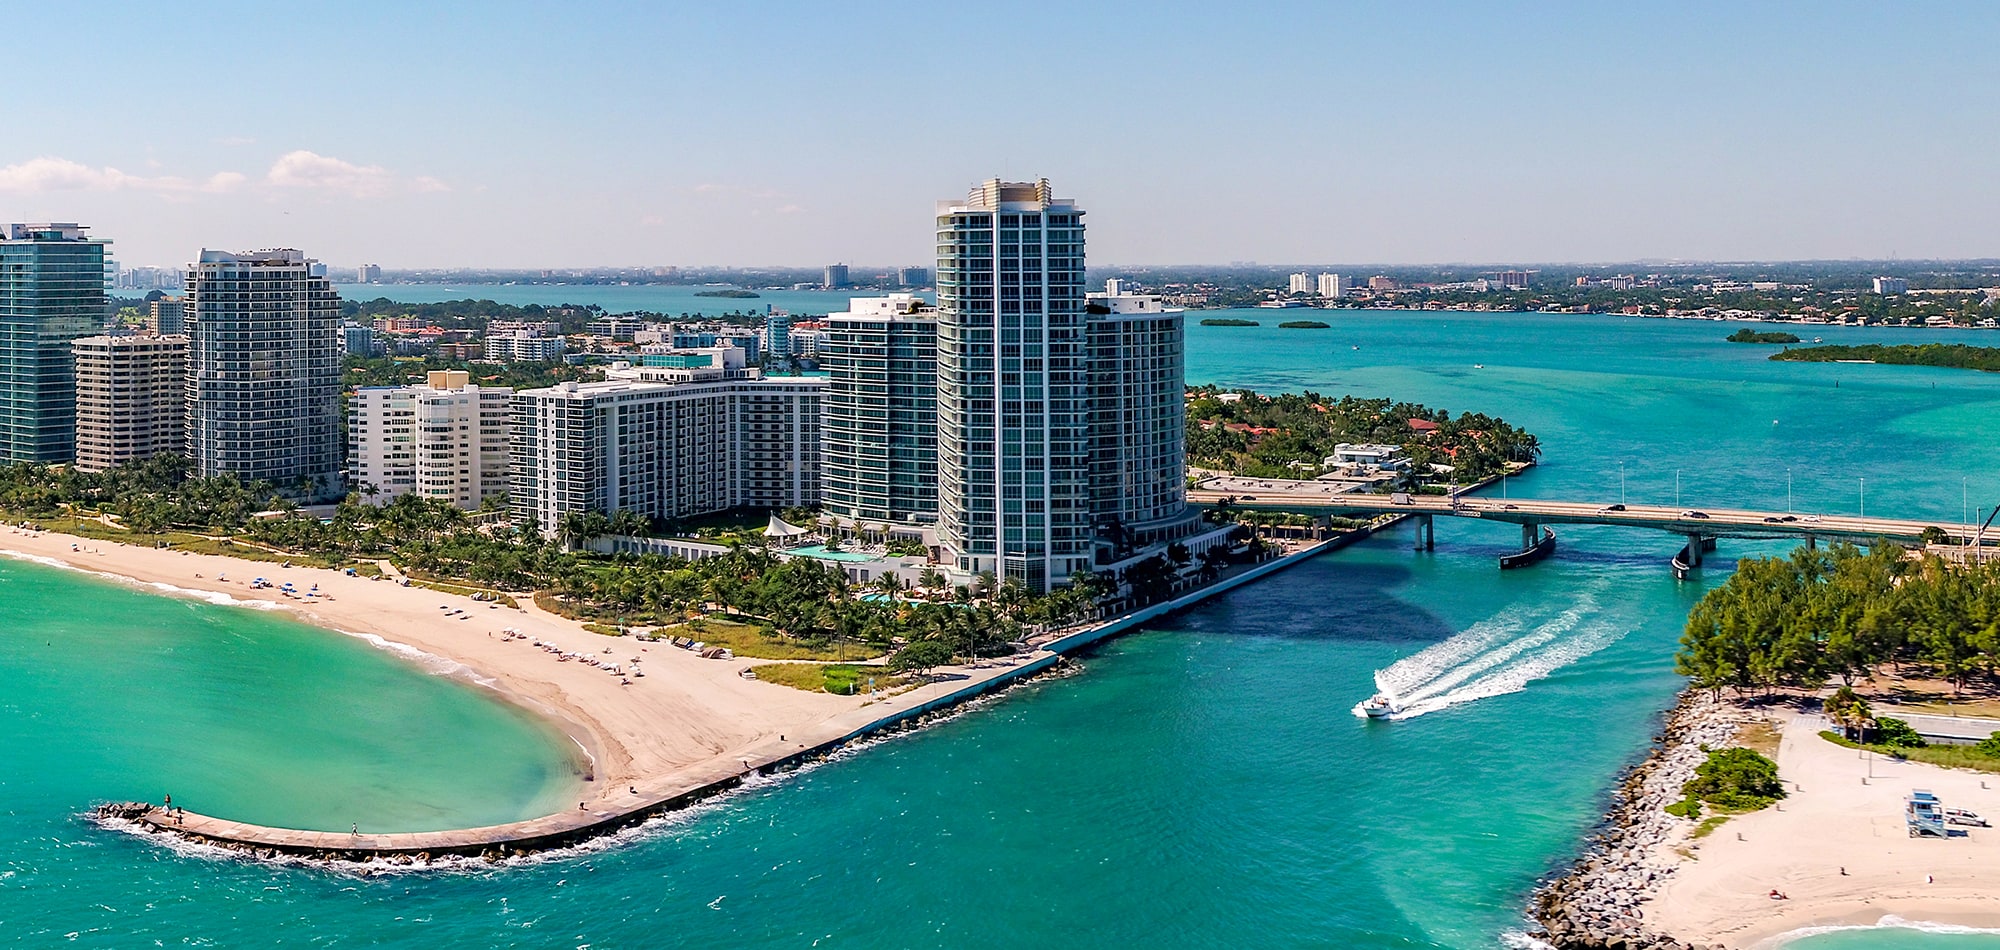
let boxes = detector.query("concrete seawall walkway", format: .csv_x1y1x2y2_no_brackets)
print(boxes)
126,526,1378,861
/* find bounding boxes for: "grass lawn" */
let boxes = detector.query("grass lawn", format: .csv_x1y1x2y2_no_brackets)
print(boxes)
749,662,909,695
1818,730,2000,774
652,618,886,661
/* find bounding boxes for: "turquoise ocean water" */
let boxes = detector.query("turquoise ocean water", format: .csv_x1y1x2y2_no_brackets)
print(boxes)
3,295,1997,948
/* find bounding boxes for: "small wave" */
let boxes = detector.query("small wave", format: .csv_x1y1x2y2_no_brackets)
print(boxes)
0,548,290,611
1499,930,1557,950
1771,915,2000,945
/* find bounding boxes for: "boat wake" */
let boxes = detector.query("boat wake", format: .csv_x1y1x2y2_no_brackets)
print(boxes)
1353,588,1626,721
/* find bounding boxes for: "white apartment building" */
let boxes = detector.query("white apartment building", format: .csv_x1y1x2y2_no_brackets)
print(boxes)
483,331,567,362
72,334,187,472
934,178,1092,592
1873,276,1909,295
1084,289,1194,556
184,248,343,500
1316,273,1346,298
511,363,823,536
820,294,939,525
1288,272,1313,295
348,370,511,509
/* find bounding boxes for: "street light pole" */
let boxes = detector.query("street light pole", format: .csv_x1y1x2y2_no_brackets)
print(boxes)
1860,476,1866,519
1619,461,1626,506
1676,469,1682,508
1788,468,1794,514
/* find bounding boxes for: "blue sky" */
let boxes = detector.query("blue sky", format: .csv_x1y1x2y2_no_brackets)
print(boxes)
4,1,1997,268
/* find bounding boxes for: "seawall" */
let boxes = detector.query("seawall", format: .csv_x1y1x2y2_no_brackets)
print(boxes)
112,522,1387,863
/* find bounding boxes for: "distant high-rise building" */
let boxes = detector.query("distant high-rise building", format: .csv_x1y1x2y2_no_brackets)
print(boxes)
1104,278,1125,296
1084,288,1192,557
820,294,939,525
185,249,343,500
150,296,186,335
71,333,186,472
897,266,929,288
356,263,383,283
934,178,1091,592
823,263,851,289
348,370,510,509
0,223,107,462
1497,270,1532,290
1368,275,1402,292
1288,272,1313,295
1316,273,1346,299
511,365,823,535
764,314,792,361
1872,276,1909,295
342,323,376,356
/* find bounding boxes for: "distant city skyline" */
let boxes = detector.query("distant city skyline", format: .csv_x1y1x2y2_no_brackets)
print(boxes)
7,2,2000,268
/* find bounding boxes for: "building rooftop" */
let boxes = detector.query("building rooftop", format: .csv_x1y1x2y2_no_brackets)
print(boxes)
937,177,1079,215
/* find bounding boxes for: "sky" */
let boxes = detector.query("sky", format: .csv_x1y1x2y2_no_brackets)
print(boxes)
4,1,1998,269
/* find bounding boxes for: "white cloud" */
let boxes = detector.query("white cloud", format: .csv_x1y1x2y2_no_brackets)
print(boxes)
0,156,245,195
266,150,392,196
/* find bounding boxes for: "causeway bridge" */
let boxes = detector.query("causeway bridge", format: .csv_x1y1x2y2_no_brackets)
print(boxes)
1188,485,1988,576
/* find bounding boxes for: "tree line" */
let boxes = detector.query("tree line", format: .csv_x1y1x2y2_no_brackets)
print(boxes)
1677,542,2000,694
1186,387,1541,483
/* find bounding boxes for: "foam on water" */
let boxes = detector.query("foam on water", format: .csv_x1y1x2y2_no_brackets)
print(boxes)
1354,584,1628,720
1775,915,2000,945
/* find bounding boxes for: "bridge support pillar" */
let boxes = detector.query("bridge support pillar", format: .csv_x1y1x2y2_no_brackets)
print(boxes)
1414,515,1434,551
1686,534,1705,567
1523,523,1539,553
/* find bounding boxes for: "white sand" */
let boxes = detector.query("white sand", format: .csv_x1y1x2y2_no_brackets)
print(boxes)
1643,712,2000,947
0,526,868,810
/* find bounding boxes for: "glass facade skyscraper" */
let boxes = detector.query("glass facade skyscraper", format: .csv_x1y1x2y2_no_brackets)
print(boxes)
934,179,1091,592
820,294,938,525
0,223,107,462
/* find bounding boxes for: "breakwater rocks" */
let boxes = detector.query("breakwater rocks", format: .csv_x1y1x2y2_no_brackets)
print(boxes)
1530,691,1741,950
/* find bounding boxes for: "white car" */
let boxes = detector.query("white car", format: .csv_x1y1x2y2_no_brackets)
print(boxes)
1946,807,1989,827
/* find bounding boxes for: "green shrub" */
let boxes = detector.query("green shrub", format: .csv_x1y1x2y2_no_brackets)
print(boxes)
1975,731,2000,758
1683,747,1785,811
1875,717,1928,749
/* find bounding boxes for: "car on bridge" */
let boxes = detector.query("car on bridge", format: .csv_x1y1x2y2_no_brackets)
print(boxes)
1599,504,1626,512
1682,510,1710,519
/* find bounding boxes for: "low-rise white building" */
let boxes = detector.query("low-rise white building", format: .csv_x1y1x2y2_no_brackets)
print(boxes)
483,331,567,362
348,370,511,508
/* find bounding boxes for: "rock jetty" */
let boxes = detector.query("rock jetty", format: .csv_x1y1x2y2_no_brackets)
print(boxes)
1529,691,1742,950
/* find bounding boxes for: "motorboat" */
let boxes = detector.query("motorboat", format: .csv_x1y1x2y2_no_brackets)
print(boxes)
1362,694,1396,719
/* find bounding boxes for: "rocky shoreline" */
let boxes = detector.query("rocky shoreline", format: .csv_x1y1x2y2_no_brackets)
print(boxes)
1530,690,1744,950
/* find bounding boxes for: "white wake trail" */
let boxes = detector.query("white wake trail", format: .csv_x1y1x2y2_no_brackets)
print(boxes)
1356,585,1623,721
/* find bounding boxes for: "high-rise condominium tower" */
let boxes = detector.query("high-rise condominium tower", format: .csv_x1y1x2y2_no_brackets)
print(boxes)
819,294,938,525
72,333,187,473
1085,288,1191,557
185,249,344,500
935,179,1091,592
0,223,107,462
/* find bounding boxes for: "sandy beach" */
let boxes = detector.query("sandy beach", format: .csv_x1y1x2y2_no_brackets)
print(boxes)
0,524,879,820
1642,711,2000,947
